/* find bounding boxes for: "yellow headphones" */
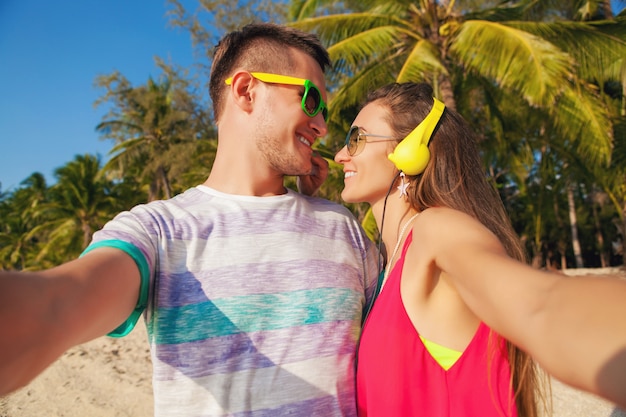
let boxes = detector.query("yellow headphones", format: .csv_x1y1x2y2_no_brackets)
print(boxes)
387,98,445,175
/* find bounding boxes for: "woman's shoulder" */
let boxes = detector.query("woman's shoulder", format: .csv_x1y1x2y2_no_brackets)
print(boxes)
413,207,499,248
415,207,479,229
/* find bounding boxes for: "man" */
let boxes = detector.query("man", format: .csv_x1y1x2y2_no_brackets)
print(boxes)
0,23,379,416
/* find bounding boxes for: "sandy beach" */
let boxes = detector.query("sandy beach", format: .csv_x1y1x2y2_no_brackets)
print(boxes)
2,269,625,417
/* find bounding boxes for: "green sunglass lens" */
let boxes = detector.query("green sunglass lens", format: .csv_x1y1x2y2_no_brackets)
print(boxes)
304,87,320,114
300,82,328,121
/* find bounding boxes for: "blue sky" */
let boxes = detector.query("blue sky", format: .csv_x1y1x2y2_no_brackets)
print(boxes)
1,1,625,192
0,0,198,191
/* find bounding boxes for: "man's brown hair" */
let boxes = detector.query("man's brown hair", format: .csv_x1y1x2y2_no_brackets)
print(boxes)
209,23,330,122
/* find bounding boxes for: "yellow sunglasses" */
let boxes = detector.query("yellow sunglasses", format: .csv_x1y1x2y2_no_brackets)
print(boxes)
225,72,328,121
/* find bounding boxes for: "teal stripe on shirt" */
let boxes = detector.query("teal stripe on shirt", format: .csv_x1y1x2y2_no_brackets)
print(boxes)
154,287,359,344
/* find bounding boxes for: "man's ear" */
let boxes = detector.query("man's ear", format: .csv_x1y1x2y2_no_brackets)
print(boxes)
227,72,255,114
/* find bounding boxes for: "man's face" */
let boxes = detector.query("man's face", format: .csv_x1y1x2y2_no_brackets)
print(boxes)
253,49,329,177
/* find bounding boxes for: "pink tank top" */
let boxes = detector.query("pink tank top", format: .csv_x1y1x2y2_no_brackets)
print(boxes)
356,231,518,416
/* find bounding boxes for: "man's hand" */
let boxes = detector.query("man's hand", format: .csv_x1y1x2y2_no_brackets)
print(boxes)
297,152,329,196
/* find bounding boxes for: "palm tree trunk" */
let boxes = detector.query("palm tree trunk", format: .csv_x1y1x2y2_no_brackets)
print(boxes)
621,203,626,266
602,0,613,18
530,240,543,268
158,165,172,200
591,199,608,267
82,221,92,250
149,181,158,202
561,250,567,270
567,182,584,268
553,196,568,270
438,74,457,111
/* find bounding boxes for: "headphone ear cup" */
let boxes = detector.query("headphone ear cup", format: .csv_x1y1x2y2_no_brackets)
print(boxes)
387,97,445,176
387,137,431,175
412,144,431,175
387,134,422,175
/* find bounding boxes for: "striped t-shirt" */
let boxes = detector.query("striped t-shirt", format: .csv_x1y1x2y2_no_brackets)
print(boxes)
88,185,379,417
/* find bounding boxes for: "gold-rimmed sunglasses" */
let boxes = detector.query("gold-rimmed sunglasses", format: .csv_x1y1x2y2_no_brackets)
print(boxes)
344,126,397,156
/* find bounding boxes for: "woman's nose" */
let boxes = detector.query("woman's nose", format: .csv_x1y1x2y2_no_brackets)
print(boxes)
334,145,349,164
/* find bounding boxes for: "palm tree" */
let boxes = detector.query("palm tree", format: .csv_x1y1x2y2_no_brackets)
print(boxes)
0,173,48,270
31,154,123,262
95,67,201,201
595,116,626,265
289,0,626,266
164,0,625,264
290,0,622,163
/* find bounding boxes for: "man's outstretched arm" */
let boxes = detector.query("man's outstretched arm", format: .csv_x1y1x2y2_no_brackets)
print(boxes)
0,247,141,396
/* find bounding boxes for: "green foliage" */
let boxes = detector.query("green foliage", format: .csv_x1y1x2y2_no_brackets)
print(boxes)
167,0,289,54
290,0,626,266
3,0,625,269
0,156,142,269
361,207,379,243
0,173,48,270
94,62,211,201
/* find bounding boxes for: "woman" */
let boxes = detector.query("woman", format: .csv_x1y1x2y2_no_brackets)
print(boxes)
335,82,626,416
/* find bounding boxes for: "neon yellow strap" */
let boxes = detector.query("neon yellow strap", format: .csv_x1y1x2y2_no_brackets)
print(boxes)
420,335,462,370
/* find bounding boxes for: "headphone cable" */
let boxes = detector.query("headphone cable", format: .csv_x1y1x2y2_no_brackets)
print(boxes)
361,170,401,324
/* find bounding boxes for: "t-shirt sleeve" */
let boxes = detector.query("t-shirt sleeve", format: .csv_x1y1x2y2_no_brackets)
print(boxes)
361,233,381,321
80,240,150,337
82,207,158,337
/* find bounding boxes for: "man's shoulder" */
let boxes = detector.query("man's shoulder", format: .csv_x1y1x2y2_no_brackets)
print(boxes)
297,193,354,215
136,186,209,211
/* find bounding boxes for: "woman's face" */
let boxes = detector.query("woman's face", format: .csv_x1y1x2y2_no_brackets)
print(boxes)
334,102,399,205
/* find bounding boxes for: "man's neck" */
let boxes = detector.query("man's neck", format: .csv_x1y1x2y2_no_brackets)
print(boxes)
203,169,287,197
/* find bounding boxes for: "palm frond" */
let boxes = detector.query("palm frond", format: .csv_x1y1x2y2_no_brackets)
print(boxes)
291,12,410,47
462,0,529,21
328,25,406,71
328,56,401,123
510,20,626,82
361,207,379,242
550,84,613,165
397,39,447,83
451,20,575,107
